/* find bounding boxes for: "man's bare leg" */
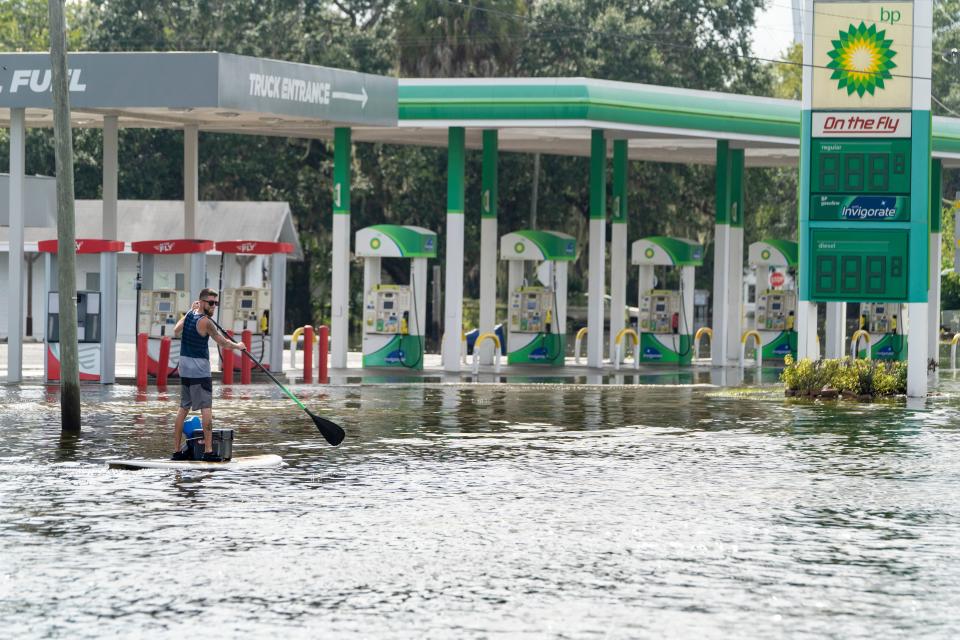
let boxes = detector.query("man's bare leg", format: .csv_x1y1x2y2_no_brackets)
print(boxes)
173,406,189,453
201,407,214,453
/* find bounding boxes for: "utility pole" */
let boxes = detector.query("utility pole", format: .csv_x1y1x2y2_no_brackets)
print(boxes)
48,0,80,431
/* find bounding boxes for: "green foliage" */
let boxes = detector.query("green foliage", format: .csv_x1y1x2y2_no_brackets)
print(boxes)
934,0,960,118
942,272,960,310
781,355,907,398
396,0,527,77
0,0,86,50
772,42,803,100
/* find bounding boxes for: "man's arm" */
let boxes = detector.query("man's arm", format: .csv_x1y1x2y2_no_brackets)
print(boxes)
173,301,201,338
199,317,246,351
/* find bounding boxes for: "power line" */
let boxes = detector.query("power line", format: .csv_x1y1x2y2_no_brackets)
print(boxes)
934,95,960,118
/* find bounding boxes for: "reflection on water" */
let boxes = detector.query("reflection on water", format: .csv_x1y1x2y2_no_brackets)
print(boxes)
2,375,960,638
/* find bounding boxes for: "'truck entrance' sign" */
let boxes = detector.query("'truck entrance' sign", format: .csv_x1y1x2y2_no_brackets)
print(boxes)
0,52,397,127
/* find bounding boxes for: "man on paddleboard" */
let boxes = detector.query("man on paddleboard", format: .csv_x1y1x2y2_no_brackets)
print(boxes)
170,288,246,461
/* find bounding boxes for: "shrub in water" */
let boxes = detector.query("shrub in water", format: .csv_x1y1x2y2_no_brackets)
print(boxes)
780,356,906,399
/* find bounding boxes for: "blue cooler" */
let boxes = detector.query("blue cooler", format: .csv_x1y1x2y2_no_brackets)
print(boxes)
181,417,234,460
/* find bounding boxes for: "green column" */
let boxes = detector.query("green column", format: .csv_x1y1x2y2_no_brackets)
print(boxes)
334,127,351,215
482,130,497,219
330,127,352,368
587,129,607,367
590,129,606,220
479,130,499,363
442,127,466,371
610,139,629,361
715,140,730,224
715,141,744,226
730,149,744,228
612,140,627,223
447,127,465,214
931,158,942,234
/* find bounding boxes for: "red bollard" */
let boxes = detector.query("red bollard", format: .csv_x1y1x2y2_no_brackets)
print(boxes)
303,325,315,383
222,329,235,385
157,336,171,387
318,325,329,384
136,332,148,389
241,330,253,384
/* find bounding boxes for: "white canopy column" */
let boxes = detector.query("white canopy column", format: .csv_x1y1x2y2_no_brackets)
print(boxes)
7,108,25,382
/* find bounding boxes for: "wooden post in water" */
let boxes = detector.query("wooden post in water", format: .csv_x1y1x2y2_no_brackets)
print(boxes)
48,0,81,431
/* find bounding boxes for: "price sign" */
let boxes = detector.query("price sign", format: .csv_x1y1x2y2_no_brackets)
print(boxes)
811,139,911,196
809,229,908,302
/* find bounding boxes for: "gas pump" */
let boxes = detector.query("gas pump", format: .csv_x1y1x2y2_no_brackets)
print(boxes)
631,237,703,364
355,225,435,369
39,239,124,383
748,240,798,360
499,230,576,365
132,239,214,378
215,241,293,370
858,303,906,360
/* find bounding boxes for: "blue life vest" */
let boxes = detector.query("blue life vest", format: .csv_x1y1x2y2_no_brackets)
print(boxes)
181,311,210,360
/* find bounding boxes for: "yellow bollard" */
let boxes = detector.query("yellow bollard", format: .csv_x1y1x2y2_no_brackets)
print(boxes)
694,327,713,360
740,330,762,368
613,328,640,370
472,333,502,374
574,327,589,365
850,329,871,360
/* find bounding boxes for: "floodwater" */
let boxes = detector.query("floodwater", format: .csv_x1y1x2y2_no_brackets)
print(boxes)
2,373,960,638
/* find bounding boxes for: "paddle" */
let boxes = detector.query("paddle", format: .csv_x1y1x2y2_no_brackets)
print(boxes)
206,315,345,446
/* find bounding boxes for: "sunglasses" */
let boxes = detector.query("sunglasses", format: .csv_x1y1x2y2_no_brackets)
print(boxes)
202,299,219,306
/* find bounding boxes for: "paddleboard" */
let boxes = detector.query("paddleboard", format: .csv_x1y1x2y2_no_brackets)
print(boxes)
106,454,283,471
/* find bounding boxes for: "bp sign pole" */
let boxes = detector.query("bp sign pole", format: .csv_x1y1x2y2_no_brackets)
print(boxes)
799,0,932,396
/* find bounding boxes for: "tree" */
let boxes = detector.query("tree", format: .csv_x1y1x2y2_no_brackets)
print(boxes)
396,0,527,77
772,42,803,100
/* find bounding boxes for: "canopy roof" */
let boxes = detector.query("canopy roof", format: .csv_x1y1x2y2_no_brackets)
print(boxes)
500,230,577,262
631,236,704,267
0,52,397,135
1,56,958,168
353,78,960,168
0,200,303,259
749,239,799,268
355,224,437,258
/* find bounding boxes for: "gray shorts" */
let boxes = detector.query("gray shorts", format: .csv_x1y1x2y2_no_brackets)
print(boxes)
180,377,213,410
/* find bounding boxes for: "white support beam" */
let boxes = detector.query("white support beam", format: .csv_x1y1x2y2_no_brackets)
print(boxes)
825,302,846,359
7,108,26,383
184,125,198,239
102,115,119,240
269,252,287,373
101,115,119,384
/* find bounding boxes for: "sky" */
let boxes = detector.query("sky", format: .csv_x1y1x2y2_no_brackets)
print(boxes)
752,0,800,62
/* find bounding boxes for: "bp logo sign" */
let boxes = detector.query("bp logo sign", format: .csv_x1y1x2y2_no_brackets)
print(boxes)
827,22,897,97
370,237,381,250
514,242,525,254
761,249,771,261
644,248,655,259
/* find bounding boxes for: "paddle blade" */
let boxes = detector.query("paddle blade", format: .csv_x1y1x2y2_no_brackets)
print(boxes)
310,411,345,446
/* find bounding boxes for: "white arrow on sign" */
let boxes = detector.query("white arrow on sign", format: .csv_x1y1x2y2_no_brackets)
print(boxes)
332,86,368,109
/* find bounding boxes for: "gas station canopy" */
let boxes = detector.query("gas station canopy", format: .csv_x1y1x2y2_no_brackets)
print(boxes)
350,78,960,168
1,56,958,168
0,52,397,135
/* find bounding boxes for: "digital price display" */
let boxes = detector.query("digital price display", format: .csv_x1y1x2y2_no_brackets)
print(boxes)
810,228,908,302
811,140,911,195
